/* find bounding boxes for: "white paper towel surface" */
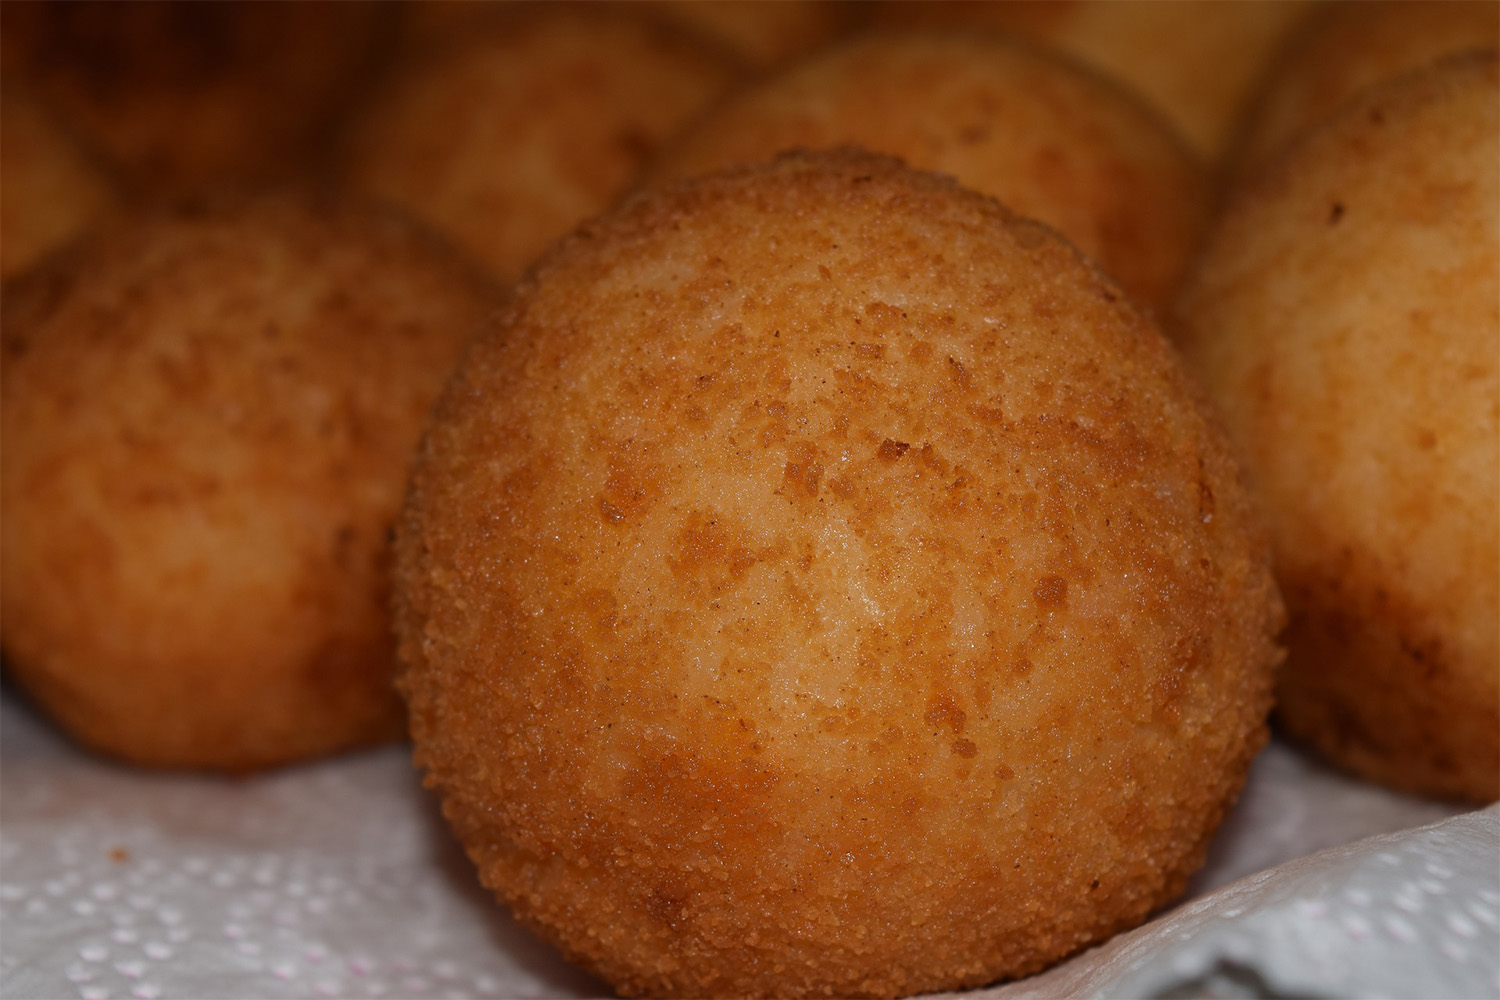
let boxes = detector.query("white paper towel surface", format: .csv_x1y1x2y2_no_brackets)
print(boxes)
2,686,1495,1000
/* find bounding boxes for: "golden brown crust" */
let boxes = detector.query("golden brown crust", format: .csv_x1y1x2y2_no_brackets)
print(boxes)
338,5,744,286
0,193,500,771
1177,53,1500,802
648,31,1210,319
396,150,1284,996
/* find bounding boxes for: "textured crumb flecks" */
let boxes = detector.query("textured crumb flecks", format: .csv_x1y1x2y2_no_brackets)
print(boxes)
395,150,1284,998
0,194,500,771
1177,53,1500,803
648,31,1211,319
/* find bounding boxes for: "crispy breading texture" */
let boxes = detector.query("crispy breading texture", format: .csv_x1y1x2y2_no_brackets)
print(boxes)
396,150,1283,997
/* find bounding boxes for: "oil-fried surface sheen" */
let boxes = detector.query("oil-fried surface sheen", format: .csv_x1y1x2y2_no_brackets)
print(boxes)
395,151,1283,998
1178,54,1500,803
1,195,499,771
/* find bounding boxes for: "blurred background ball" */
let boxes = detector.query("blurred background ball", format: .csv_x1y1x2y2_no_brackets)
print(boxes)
1233,0,1500,175
338,5,744,286
871,0,1315,164
1176,52,1499,803
650,30,1212,316
1,195,500,771
1,0,393,197
0,85,120,281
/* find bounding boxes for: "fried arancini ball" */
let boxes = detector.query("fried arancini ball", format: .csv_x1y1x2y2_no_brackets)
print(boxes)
1176,53,1500,802
1,0,392,197
0,85,119,281
0,195,499,771
649,31,1211,316
1234,0,1500,174
394,150,1284,998
871,0,1315,163
338,6,743,286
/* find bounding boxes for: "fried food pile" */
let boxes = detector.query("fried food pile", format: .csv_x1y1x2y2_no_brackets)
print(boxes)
1,1,1495,995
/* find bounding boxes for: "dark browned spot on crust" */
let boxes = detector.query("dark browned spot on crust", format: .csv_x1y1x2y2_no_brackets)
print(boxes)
1033,575,1068,608
782,441,824,497
968,402,1006,424
599,444,662,524
924,693,967,735
645,886,687,927
947,355,972,389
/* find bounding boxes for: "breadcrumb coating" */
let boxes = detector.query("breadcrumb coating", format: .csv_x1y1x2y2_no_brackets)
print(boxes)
396,150,1283,997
